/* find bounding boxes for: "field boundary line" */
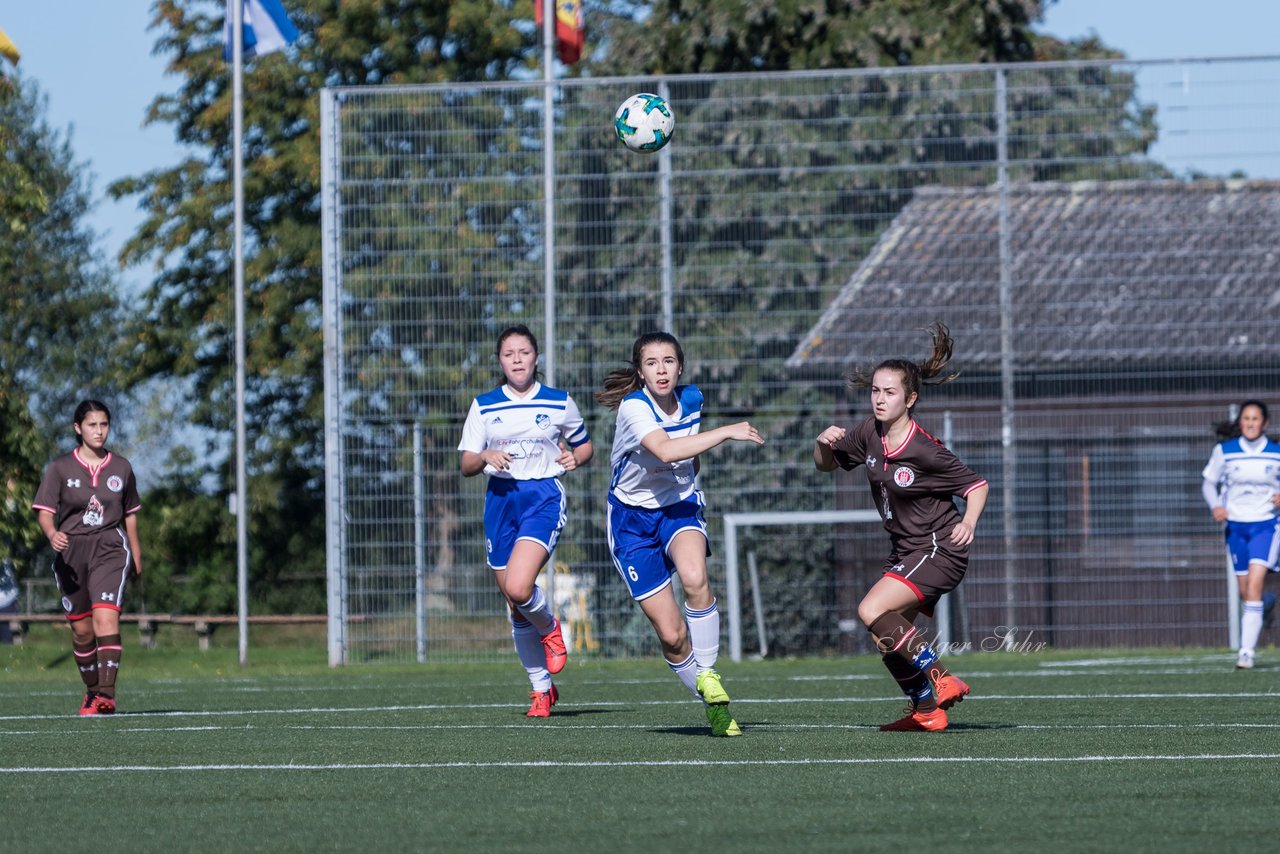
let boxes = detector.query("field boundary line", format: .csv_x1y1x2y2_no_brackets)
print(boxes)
5,753,1280,774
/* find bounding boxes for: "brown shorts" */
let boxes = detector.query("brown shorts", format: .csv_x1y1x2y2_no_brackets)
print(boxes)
50,529,132,620
882,538,968,618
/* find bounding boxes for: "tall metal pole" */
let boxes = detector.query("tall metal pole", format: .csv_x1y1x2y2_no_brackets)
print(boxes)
996,68,1018,638
658,79,674,334
540,0,558,612
542,0,557,387
232,1,250,666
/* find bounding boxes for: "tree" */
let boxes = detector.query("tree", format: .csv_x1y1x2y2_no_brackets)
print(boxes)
111,1,537,611
0,76,122,584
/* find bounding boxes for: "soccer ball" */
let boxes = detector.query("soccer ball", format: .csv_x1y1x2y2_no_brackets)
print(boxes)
614,93,675,153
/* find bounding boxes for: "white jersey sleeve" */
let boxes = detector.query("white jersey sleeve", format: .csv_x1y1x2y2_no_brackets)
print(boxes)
457,382,591,480
608,385,702,509
1202,436,1280,522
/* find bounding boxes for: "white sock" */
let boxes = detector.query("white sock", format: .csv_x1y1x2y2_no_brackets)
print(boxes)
668,650,700,699
1241,600,1265,655
684,599,720,671
511,617,552,692
517,586,555,633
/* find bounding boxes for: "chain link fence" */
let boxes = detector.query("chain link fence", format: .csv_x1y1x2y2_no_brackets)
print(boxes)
320,57,1280,664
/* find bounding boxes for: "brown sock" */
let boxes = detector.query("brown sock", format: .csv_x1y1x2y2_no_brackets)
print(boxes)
881,651,938,713
73,638,99,692
868,611,950,680
96,634,122,700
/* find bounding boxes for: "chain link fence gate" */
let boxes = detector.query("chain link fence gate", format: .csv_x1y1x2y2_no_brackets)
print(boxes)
321,57,1280,665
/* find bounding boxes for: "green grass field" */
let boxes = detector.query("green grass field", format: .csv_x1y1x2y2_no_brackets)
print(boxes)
2,630,1278,852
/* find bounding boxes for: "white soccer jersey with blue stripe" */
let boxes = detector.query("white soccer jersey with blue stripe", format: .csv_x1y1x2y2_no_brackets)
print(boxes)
1202,435,1280,522
608,385,703,509
458,382,590,480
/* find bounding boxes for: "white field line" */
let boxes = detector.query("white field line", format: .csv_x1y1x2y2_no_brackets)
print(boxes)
5,720,1280,737
1,690,1279,723
0,663,1256,703
5,753,1280,774
0,659,1252,702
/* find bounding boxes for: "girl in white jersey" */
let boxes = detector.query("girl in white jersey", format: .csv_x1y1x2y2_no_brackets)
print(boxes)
459,325,593,716
1201,399,1280,669
595,332,764,737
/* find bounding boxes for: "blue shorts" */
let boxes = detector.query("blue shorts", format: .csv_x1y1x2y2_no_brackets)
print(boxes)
607,492,709,601
483,478,565,570
1224,519,1280,575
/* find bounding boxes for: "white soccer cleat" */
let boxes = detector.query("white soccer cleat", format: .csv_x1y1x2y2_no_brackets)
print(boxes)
1235,650,1254,670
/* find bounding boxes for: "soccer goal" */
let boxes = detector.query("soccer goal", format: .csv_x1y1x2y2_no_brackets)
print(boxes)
722,509,886,662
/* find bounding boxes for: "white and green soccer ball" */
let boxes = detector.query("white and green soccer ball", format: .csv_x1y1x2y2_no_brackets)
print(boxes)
614,93,675,153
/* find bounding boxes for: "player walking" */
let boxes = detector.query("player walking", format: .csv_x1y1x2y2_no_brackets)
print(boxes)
32,400,143,715
459,325,593,717
1201,399,1280,670
595,332,764,737
814,323,988,732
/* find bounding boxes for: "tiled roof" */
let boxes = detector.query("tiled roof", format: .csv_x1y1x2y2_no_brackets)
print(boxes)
787,180,1280,370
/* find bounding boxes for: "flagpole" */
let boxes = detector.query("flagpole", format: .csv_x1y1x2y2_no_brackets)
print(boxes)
541,0,558,616
232,0,250,667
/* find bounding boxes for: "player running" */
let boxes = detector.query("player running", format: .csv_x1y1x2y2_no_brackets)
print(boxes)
595,332,764,737
814,322,988,732
33,400,143,715
459,325,593,717
1201,399,1280,670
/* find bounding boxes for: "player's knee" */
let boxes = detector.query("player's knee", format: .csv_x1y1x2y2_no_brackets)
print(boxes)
857,599,887,628
658,623,688,656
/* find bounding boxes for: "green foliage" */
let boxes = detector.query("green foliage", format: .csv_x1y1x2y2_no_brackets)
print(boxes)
114,0,1156,620
113,1,538,614
0,76,122,580
590,0,1047,73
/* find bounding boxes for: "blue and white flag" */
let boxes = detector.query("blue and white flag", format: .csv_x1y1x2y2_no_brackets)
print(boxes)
223,0,299,61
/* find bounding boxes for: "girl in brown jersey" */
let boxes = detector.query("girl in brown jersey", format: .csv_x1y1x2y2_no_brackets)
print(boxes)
813,323,988,733
32,400,142,715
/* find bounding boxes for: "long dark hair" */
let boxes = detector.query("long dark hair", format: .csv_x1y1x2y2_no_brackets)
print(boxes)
847,322,959,413
1214,399,1270,440
595,332,685,410
72,399,112,441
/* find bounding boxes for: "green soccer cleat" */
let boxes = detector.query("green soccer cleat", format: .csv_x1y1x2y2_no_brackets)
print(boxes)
705,703,742,737
695,669,731,705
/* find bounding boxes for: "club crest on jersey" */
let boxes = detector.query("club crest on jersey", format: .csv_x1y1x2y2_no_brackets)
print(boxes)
107,475,124,492
893,466,916,487
536,414,551,430
82,495,105,527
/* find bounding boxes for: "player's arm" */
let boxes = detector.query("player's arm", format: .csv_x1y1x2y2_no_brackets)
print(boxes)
36,509,67,552
461,449,512,477
124,511,143,578
814,425,847,472
557,439,594,472
950,483,989,547
640,421,764,463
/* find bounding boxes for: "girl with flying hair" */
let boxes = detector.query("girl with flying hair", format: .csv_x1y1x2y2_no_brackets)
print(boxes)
814,322,989,732
596,332,764,737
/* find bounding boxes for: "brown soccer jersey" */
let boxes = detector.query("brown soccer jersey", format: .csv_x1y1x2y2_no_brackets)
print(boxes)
830,416,987,551
32,449,142,537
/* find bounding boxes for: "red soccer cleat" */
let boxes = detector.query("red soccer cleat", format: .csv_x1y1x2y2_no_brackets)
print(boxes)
541,620,567,675
526,684,559,718
79,693,100,716
880,706,948,732
934,674,970,711
93,695,116,715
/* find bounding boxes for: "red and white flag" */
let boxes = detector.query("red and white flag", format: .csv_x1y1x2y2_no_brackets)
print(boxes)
534,0,584,65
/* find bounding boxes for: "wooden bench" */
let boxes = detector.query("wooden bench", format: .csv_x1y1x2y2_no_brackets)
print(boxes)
5,613,328,650
170,614,329,650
